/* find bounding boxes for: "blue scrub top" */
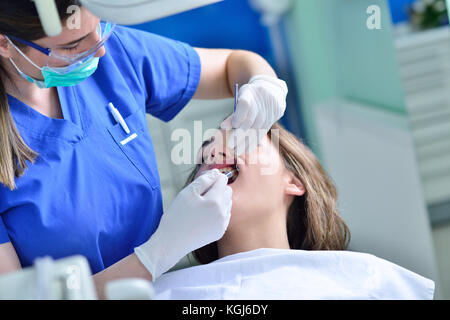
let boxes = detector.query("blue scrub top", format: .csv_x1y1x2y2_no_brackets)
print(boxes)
0,25,201,274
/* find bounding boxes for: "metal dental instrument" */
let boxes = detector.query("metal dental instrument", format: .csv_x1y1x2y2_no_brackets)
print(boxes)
232,83,240,176
224,171,234,179
234,83,238,113
224,83,239,184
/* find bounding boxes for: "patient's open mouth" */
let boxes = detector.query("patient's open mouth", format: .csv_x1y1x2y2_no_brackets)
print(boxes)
212,163,240,185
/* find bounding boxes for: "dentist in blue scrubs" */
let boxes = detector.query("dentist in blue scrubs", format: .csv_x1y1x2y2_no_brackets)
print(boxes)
0,1,288,298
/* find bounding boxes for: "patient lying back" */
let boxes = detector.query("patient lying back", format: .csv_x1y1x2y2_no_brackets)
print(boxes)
154,123,434,300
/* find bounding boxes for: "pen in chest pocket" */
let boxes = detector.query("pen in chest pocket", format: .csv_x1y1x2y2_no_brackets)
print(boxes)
108,102,131,135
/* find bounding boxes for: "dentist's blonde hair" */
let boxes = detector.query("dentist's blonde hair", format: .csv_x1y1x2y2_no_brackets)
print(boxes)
186,122,351,264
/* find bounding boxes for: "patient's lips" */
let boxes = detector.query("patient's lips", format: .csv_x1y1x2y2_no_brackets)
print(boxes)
201,143,241,185
211,163,239,185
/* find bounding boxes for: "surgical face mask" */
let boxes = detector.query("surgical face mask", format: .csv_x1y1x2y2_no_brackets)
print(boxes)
8,43,100,89
4,22,114,89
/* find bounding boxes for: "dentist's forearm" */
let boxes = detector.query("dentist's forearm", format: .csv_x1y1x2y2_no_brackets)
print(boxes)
92,253,152,300
226,50,277,95
192,48,277,99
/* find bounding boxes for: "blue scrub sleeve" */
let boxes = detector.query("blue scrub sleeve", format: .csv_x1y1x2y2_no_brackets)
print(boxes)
0,215,10,244
112,26,202,122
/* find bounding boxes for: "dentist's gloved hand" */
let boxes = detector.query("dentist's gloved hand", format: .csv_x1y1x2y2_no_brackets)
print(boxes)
220,75,288,155
135,169,232,280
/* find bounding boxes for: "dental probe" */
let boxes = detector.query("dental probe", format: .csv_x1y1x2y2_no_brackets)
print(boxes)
234,83,238,112
224,171,234,179
234,83,239,165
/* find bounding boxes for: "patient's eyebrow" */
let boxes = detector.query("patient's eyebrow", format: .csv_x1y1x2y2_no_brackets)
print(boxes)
202,137,214,149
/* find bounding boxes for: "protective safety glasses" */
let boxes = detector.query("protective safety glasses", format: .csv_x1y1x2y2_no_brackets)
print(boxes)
7,22,116,74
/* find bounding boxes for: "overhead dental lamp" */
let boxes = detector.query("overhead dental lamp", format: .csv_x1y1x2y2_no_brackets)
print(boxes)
33,0,223,36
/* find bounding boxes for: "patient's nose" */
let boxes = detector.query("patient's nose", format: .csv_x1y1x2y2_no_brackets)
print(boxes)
207,145,235,165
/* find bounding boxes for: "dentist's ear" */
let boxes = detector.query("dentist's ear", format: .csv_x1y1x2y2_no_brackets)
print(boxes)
284,173,305,197
0,35,13,59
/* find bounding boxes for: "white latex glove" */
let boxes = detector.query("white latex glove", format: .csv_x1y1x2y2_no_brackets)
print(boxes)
134,169,232,280
220,75,288,155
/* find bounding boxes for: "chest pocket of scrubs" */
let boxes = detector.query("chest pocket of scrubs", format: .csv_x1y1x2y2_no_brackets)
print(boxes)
107,108,160,189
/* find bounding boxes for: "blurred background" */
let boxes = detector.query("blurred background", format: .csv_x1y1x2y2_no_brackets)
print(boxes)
129,0,449,299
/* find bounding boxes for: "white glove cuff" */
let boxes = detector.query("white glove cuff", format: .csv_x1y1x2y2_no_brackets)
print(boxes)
134,246,159,282
134,229,171,282
249,75,288,96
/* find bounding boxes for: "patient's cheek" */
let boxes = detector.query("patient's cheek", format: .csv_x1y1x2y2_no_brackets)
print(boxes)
251,147,282,178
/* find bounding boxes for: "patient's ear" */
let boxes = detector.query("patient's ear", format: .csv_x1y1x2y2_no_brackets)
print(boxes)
284,173,305,197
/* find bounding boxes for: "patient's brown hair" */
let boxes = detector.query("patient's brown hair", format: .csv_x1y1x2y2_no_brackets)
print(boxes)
185,122,351,264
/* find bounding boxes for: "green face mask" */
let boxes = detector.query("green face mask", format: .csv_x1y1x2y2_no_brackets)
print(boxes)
9,56,100,89
7,37,100,89
41,57,100,88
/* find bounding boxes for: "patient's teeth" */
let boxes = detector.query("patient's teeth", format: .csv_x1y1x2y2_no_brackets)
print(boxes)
215,165,239,184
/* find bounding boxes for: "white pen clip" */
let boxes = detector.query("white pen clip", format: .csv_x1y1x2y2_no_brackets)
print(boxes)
108,102,130,135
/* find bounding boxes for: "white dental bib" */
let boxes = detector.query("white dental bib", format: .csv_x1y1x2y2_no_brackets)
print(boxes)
153,248,434,300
